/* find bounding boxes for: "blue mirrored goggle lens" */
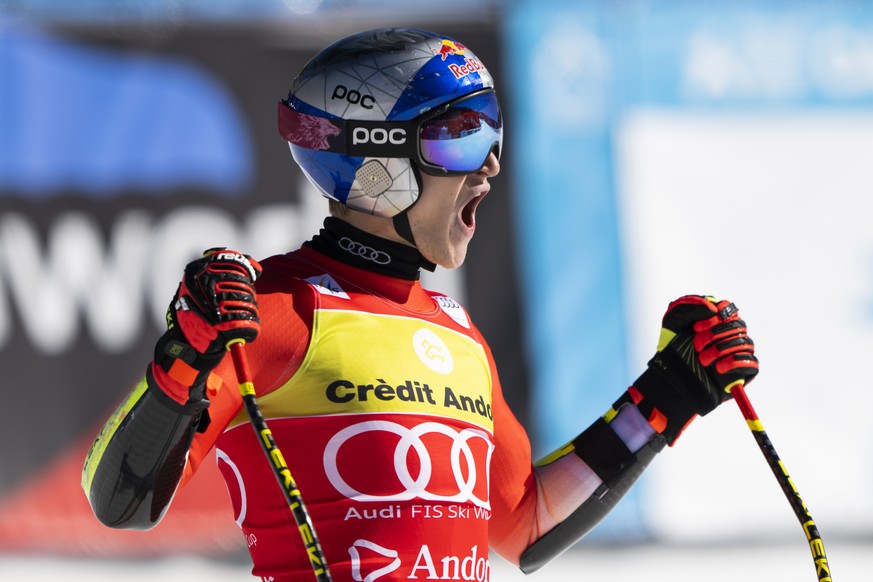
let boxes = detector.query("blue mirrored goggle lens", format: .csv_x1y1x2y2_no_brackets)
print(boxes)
419,92,502,173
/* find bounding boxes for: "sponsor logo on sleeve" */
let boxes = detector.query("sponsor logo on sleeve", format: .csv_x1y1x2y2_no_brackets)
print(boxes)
306,273,350,299
434,295,471,329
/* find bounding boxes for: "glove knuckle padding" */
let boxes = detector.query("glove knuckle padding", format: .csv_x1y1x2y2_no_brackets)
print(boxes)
663,297,757,381
173,249,262,354
630,296,760,444
662,296,719,331
699,335,751,365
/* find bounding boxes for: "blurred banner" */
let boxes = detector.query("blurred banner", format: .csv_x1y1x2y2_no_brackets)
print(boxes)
508,0,873,542
0,18,526,557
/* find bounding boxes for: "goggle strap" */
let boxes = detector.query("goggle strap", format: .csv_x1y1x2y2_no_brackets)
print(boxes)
278,101,417,158
278,101,343,151
278,89,501,174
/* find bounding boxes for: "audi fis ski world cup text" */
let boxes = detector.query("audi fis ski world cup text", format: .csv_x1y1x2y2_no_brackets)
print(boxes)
343,504,491,521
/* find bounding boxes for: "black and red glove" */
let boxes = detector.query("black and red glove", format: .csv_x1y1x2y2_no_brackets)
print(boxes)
152,248,262,406
615,295,759,445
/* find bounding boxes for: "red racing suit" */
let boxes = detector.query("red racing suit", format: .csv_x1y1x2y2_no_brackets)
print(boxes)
180,244,538,581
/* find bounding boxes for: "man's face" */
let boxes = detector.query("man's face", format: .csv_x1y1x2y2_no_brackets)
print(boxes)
406,152,500,269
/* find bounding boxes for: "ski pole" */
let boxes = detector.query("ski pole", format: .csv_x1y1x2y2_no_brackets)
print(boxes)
227,339,332,582
731,382,831,581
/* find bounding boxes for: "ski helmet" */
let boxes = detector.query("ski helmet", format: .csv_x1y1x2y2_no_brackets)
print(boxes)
278,28,502,219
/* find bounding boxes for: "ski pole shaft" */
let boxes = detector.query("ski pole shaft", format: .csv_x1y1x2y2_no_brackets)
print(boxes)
731,382,831,581
227,339,332,582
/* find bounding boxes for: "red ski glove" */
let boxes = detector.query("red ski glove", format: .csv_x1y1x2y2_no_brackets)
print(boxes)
152,248,262,406
616,295,759,445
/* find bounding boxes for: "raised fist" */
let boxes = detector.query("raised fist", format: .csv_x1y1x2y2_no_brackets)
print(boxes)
621,295,759,445
152,248,262,405
171,248,262,354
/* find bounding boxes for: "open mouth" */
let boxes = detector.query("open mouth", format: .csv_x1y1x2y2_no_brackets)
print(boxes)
461,194,485,229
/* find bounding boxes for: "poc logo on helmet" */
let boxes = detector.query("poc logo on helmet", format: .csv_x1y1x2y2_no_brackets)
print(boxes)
352,127,407,146
331,84,375,109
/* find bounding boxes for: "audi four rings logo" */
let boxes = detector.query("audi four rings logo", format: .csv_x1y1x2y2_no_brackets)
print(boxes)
339,237,391,265
323,420,494,509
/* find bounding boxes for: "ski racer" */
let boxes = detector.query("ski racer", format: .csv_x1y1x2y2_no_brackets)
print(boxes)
81,27,759,581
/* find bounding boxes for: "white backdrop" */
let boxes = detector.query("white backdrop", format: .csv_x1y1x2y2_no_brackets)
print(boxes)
617,111,873,541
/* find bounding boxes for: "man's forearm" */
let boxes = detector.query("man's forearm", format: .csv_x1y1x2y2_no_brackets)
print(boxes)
520,404,665,573
81,369,208,529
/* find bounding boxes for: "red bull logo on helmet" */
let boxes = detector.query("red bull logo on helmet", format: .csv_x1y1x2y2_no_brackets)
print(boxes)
438,39,467,60
448,57,485,80
436,39,485,80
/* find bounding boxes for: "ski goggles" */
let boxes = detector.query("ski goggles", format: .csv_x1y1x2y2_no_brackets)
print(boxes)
279,89,502,176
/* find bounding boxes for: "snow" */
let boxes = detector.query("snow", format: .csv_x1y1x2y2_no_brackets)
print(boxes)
2,540,868,581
